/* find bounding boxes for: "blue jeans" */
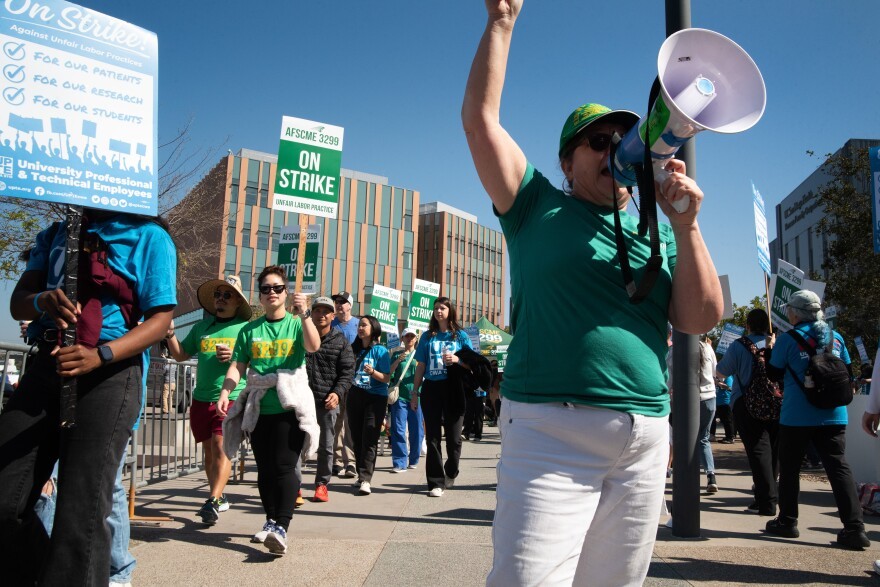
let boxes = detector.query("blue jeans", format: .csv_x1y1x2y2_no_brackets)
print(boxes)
30,433,137,583
390,398,423,470
699,397,716,475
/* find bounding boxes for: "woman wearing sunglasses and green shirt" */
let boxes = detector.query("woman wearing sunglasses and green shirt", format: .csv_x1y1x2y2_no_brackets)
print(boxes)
216,265,319,556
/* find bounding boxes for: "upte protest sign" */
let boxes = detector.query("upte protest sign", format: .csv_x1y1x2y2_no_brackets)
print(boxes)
0,0,158,214
368,285,400,335
272,116,343,219
752,183,772,275
407,279,439,331
276,224,321,294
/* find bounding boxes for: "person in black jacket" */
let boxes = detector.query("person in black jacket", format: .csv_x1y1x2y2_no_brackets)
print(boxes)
305,296,355,503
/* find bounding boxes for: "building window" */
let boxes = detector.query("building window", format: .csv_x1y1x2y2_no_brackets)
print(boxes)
356,181,367,222
257,231,269,252
392,185,402,229
381,186,391,227
794,235,800,268
326,219,338,258
232,156,241,181
258,208,270,232
379,228,389,265
227,227,236,245
368,184,376,225
240,246,253,270
243,205,252,231
807,227,814,274
229,184,239,205
245,187,257,206
225,245,237,272
261,164,271,190
366,225,378,264
340,221,349,261
340,179,350,220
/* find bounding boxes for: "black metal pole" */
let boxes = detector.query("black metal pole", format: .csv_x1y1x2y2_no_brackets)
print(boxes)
666,0,702,539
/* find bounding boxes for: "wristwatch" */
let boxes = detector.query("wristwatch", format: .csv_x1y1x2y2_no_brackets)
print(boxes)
97,345,114,365
300,309,311,319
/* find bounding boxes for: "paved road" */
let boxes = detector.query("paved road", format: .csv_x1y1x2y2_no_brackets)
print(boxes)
128,427,880,586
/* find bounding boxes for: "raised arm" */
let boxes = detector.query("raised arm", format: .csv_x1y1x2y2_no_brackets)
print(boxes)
658,159,723,334
461,0,527,216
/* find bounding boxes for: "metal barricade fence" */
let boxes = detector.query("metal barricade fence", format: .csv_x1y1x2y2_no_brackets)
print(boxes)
0,342,249,498
131,355,249,491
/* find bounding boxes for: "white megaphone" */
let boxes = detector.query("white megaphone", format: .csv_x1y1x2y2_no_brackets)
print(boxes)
612,28,766,212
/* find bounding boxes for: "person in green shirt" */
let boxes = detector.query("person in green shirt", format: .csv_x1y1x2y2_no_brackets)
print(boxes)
462,2,723,584
216,266,319,556
389,328,422,473
166,275,251,525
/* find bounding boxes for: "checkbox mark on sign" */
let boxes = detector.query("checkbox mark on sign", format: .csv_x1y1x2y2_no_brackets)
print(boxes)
3,42,25,61
3,64,25,83
3,87,25,106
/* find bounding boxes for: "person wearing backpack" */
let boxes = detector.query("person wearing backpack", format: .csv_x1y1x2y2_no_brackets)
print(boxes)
764,289,869,549
717,309,780,516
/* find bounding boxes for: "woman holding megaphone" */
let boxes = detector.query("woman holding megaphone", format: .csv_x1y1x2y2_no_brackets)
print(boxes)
462,1,723,585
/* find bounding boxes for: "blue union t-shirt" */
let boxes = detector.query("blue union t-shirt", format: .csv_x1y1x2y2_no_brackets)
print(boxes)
769,323,851,426
26,215,177,343
415,329,475,381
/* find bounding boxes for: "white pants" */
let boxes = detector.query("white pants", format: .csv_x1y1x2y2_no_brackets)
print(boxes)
487,400,669,587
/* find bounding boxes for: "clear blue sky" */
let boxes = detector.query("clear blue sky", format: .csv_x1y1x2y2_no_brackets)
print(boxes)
2,0,878,341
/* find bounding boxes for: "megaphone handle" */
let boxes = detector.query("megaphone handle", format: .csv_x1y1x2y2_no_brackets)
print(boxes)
652,161,690,214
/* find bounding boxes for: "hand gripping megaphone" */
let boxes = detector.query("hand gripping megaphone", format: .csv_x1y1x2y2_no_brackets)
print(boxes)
612,28,766,212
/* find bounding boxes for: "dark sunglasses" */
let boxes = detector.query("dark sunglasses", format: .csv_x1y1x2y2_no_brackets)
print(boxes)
213,290,234,300
259,284,286,295
583,133,614,152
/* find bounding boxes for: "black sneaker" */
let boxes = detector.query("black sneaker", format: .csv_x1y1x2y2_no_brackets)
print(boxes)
837,528,870,550
197,498,219,525
765,517,799,538
706,474,718,494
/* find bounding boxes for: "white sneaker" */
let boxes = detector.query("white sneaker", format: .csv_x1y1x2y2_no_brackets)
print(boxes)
109,583,132,587
428,487,444,497
359,481,372,495
392,467,407,473
264,524,287,555
252,519,275,543
407,464,418,470
445,475,455,489
873,560,880,575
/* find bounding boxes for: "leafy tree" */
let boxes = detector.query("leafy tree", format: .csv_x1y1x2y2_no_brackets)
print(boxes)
709,295,767,339
814,146,880,355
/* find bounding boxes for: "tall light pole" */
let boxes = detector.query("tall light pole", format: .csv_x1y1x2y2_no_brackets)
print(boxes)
666,0,702,539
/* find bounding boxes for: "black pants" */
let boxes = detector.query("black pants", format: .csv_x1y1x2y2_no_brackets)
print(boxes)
777,424,864,529
0,348,140,586
421,379,464,490
346,386,387,484
733,398,779,513
249,410,305,531
712,403,735,440
463,393,485,439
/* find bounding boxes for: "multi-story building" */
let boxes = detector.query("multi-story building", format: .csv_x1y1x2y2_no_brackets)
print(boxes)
170,148,419,337
768,138,880,277
417,202,506,327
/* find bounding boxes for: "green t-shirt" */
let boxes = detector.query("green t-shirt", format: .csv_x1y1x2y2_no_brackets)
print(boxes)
497,164,677,417
390,349,417,402
232,313,306,415
181,316,248,402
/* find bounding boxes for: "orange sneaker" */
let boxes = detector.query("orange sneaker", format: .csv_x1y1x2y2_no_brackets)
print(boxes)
313,484,329,502
295,489,304,508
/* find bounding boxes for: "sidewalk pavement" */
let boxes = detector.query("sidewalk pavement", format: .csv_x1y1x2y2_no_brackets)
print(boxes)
129,429,880,586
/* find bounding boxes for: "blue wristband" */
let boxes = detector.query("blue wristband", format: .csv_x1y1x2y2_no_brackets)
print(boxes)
33,291,45,314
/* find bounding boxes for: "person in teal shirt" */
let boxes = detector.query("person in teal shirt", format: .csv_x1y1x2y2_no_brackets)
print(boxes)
348,315,391,495
462,2,723,584
765,289,868,549
217,266,319,556
411,297,475,497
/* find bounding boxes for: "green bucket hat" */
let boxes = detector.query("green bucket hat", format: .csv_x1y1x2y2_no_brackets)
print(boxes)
558,103,640,157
